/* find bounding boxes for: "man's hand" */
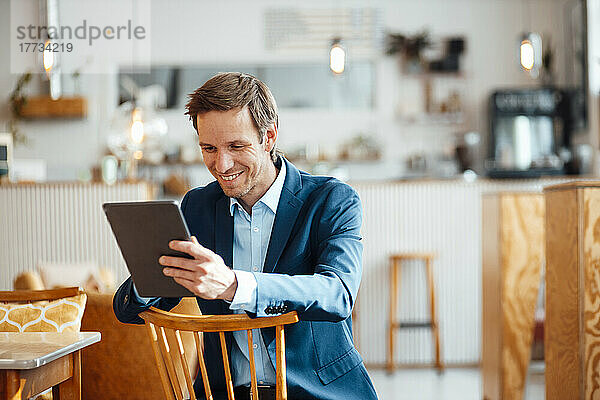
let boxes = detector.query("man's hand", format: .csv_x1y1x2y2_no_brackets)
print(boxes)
159,237,238,301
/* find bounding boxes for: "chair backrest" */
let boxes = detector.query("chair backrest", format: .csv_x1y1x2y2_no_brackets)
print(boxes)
0,287,87,333
0,287,83,302
139,307,299,400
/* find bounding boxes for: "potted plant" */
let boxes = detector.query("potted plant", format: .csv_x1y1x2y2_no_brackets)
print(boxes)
7,72,32,145
386,30,432,73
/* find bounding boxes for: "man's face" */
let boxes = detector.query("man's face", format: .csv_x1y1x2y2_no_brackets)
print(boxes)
196,107,277,205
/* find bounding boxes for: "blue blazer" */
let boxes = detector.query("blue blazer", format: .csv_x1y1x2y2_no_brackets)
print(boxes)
113,158,378,400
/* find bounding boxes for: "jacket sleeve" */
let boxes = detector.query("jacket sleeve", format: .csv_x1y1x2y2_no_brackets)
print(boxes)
253,182,363,322
112,277,183,324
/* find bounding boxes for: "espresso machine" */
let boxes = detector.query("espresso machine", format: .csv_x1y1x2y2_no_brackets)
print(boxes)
486,88,572,178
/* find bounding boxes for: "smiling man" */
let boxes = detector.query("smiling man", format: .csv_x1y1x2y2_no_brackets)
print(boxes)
113,72,378,400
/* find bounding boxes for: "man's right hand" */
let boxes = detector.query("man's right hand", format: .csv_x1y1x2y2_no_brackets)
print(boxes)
159,236,238,301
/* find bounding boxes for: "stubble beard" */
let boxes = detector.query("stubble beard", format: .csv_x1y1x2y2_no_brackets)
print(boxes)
226,182,253,200
221,161,262,201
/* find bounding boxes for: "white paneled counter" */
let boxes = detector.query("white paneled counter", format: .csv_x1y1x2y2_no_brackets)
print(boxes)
0,182,155,290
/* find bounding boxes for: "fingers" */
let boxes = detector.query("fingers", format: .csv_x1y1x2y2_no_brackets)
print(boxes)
162,266,198,281
159,255,208,272
169,239,215,260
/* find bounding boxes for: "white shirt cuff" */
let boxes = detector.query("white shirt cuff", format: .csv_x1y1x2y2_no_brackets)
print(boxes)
229,270,258,313
132,282,155,303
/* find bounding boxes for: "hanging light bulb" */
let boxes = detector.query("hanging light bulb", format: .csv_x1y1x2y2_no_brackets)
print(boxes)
519,33,542,77
330,38,345,74
130,108,145,145
43,40,54,75
42,38,61,100
520,40,535,70
40,0,62,100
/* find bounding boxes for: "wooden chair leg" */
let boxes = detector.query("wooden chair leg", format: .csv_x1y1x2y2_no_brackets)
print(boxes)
52,351,81,400
4,370,22,400
426,258,443,371
387,258,400,373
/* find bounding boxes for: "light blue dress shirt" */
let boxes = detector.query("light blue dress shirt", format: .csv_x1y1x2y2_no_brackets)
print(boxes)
227,160,286,387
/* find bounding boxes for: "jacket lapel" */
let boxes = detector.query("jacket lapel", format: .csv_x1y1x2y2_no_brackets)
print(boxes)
215,194,234,315
264,159,304,273
215,195,233,267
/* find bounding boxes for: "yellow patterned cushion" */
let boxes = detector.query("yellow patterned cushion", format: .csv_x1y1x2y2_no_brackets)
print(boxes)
0,293,87,333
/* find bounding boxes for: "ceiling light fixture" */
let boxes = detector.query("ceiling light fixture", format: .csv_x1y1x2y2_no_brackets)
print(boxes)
40,0,62,99
330,37,346,74
520,33,542,77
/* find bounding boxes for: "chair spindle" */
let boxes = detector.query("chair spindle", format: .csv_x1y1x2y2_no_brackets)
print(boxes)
194,332,213,400
139,308,298,400
146,323,176,400
219,331,235,400
275,326,286,400
246,329,259,400
159,327,185,400
174,330,197,400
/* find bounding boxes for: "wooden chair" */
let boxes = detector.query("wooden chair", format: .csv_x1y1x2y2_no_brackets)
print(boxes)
387,253,443,372
139,307,299,400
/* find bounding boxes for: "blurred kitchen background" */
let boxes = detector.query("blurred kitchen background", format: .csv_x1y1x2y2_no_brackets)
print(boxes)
1,0,597,186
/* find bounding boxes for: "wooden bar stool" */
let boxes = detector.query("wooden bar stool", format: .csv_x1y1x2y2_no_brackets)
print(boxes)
387,252,443,372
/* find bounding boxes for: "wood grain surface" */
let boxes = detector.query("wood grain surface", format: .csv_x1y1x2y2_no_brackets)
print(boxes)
482,195,502,400
0,287,82,302
482,193,544,400
140,308,298,400
500,194,544,400
0,353,76,400
545,188,581,400
582,189,600,399
140,308,299,332
18,96,87,119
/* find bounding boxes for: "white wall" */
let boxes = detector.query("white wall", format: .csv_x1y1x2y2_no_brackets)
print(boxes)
0,0,585,180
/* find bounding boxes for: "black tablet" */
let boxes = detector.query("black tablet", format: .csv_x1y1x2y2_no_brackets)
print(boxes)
103,200,195,297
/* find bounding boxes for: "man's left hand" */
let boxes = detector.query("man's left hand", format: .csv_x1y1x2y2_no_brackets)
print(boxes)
159,237,238,301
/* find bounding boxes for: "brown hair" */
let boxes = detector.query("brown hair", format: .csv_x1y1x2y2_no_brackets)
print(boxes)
185,72,279,162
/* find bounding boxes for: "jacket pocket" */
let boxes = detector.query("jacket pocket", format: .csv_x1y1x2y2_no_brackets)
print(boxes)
315,347,363,385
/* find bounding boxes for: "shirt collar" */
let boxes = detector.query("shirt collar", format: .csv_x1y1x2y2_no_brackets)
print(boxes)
229,159,286,216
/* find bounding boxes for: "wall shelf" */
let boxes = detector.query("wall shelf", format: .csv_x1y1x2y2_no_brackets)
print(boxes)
18,96,87,119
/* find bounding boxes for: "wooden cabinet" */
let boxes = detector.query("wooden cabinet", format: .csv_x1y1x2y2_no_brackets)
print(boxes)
544,182,600,400
482,192,544,400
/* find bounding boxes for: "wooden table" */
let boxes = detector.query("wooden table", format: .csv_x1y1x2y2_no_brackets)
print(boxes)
544,181,600,400
0,332,100,400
